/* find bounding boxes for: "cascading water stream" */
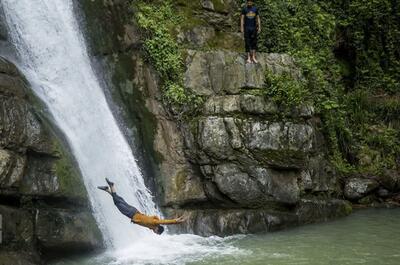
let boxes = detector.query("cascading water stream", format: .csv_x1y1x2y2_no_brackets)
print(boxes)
2,0,244,263
2,0,159,250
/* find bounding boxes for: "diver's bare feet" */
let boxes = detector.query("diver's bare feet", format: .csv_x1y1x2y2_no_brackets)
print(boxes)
105,178,114,187
97,186,110,193
246,58,252,64
252,58,258,64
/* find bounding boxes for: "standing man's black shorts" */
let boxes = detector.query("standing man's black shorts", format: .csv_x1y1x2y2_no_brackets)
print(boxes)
244,28,257,52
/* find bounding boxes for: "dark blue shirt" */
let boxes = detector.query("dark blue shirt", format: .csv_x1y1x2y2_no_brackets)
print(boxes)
242,6,259,30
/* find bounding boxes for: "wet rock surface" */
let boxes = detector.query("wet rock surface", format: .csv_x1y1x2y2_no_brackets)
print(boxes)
169,199,351,236
0,251,39,265
344,178,379,200
36,209,103,253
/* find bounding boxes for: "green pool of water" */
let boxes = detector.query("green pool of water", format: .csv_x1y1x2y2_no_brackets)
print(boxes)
54,208,400,265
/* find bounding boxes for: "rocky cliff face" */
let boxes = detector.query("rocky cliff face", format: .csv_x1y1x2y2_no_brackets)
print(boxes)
0,51,102,265
77,0,354,237
0,2,395,262
159,51,351,236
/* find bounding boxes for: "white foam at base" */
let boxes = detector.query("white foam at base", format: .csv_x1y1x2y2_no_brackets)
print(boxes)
107,234,250,265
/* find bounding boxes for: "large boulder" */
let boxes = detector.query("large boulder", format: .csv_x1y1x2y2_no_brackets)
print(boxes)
380,170,400,192
197,117,233,160
185,50,302,95
245,121,315,152
297,199,352,225
36,209,103,253
344,178,379,200
169,198,351,237
0,252,39,265
212,164,300,206
0,149,24,189
0,59,53,154
0,206,34,249
170,209,298,236
177,26,216,47
189,116,315,169
20,147,88,204
195,0,238,31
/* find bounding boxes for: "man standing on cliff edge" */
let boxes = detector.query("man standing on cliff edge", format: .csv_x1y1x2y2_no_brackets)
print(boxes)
241,0,261,64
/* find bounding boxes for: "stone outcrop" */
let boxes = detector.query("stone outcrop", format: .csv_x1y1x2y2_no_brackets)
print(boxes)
160,50,351,234
185,51,302,95
344,178,379,200
0,57,103,263
36,209,102,254
170,198,351,236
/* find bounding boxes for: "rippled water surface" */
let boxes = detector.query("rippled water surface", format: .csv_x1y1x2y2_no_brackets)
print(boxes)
54,208,400,265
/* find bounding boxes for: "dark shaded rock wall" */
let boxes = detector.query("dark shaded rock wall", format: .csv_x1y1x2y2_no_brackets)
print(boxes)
0,57,102,263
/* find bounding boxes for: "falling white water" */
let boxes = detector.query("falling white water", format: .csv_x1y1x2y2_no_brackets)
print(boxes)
2,0,247,263
1,0,158,249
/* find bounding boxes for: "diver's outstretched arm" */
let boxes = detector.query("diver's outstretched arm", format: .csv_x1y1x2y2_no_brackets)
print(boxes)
132,213,187,226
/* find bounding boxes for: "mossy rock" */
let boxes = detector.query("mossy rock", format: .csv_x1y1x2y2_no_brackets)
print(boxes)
19,136,88,204
251,149,306,169
52,139,87,201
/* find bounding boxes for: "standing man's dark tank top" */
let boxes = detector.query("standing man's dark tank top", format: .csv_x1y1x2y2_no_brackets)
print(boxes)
242,6,259,30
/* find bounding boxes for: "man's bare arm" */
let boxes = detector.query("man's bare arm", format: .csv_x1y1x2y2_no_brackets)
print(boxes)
132,213,187,226
257,15,261,33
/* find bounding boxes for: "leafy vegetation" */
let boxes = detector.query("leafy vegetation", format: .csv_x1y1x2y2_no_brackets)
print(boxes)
134,0,203,113
263,70,310,108
254,0,400,175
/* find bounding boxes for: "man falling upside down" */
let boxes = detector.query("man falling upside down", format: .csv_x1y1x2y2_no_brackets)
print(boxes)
98,178,186,234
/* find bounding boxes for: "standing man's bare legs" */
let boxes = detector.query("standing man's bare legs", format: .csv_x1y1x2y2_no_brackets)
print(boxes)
251,50,258,63
247,52,252,64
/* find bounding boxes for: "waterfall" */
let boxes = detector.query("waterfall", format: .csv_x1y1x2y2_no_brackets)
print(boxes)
2,0,159,249
2,0,245,263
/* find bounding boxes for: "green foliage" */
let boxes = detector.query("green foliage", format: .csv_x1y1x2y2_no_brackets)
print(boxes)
264,70,310,108
254,0,400,174
142,29,182,80
332,0,400,94
134,0,202,111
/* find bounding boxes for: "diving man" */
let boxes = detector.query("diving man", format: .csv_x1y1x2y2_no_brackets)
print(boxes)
98,178,186,234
